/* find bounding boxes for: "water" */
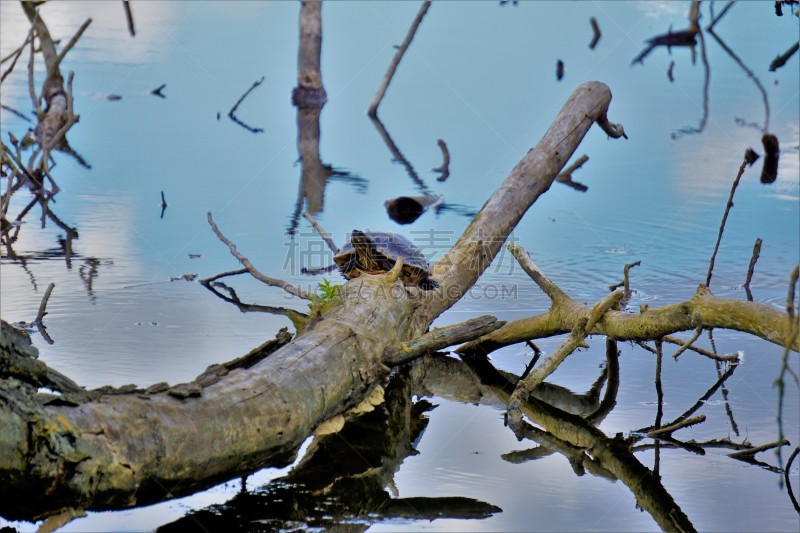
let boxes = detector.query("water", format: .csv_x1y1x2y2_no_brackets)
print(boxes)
1,1,798,531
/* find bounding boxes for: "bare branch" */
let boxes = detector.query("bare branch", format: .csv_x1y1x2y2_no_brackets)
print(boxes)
368,0,431,117
707,151,750,287
728,439,789,458
555,154,589,192
672,326,703,360
35,282,55,323
508,289,623,419
744,238,763,301
432,139,450,182
383,315,505,366
303,211,338,254
207,212,311,300
646,415,706,437
589,17,601,49
507,242,570,304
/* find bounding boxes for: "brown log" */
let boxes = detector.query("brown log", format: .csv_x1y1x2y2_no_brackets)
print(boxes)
0,81,623,519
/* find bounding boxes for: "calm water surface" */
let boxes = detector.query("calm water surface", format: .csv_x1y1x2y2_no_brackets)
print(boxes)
1,1,798,531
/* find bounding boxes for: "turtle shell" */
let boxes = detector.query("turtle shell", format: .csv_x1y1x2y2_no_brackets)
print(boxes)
333,230,439,290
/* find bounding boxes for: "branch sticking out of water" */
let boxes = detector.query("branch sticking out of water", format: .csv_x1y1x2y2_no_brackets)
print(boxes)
727,438,789,458
507,251,622,421
555,154,590,192
706,150,751,288
589,17,601,49
432,139,450,182
608,260,640,304
35,282,55,323
303,211,338,254
769,41,799,71
368,0,431,117
646,415,706,437
744,238,763,301
383,315,505,367
206,211,312,300
672,326,703,360
123,0,135,37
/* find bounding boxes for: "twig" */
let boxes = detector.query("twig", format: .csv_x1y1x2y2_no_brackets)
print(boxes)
1,27,34,86
35,282,55,323
672,326,703,360
228,77,265,134
508,289,623,417
151,83,166,98
200,280,309,330
707,0,734,30
383,315,505,366
786,446,800,513
432,139,450,182
654,339,664,428
662,335,740,362
555,59,564,81
633,363,738,437
1,30,33,64
667,60,675,82
42,18,93,99
507,243,570,304
27,22,40,116
744,238,763,301
123,0,136,37
596,112,627,139
589,17,601,50
555,154,589,192
160,190,167,219
520,340,542,380
200,268,248,285
608,260,640,300
706,151,750,287
707,24,770,133
769,41,799,71
369,114,428,193
0,104,31,122
728,439,789,458
775,266,800,435
207,211,311,300
368,0,431,117
303,212,338,254
646,415,706,437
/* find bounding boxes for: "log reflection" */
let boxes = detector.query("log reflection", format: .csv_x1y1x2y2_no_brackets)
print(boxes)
415,346,697,533
158,365,502,531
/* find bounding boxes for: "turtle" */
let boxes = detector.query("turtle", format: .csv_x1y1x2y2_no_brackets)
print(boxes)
333,230,440,290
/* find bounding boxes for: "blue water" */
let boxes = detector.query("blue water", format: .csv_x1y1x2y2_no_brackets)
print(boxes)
1,1,798,531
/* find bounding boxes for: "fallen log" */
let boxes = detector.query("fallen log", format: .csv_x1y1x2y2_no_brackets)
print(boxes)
0,81,623,519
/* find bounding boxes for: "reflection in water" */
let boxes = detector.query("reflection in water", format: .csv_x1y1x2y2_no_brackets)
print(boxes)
286,0,362,236
371,114,478,224
1,5,111,320
227,76,266,134
159,365,502,531
633,2,775,142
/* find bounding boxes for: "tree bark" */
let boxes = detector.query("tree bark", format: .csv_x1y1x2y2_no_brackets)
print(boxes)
0,81,623,520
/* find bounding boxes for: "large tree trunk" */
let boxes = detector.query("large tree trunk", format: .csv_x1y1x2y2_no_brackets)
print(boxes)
0,82,620,520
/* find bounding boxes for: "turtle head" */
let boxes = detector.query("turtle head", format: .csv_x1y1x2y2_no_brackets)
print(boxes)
349,230,380,271
350,230,373,253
